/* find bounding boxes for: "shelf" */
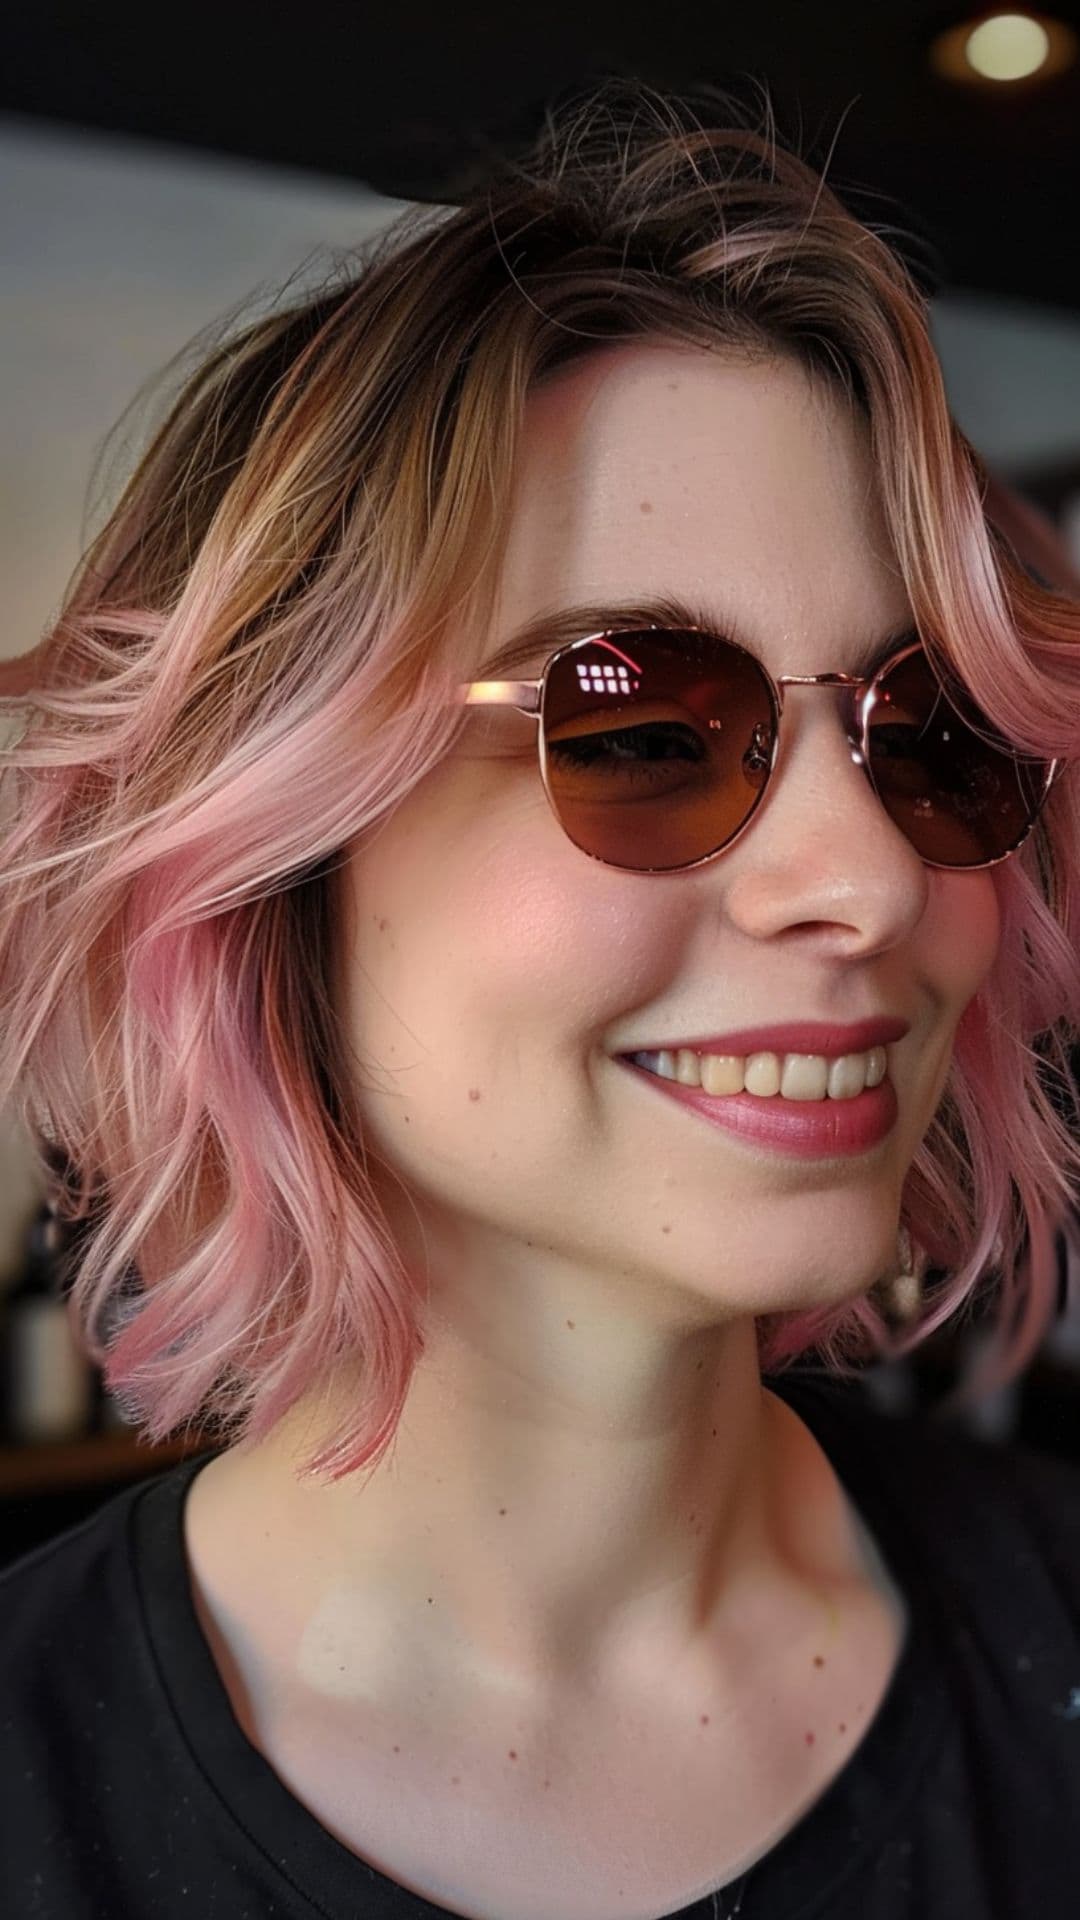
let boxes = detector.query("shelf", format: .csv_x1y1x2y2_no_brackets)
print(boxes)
0,1428,214,1499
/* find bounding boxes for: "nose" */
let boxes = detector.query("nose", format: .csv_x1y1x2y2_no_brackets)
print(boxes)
719,683,930,955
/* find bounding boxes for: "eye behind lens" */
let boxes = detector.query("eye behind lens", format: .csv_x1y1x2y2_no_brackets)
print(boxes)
865,650,1052,866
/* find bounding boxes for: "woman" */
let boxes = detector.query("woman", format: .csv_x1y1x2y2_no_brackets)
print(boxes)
2,79,1079,1920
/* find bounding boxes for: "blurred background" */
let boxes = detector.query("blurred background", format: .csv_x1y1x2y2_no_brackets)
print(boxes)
2,2,1079,1558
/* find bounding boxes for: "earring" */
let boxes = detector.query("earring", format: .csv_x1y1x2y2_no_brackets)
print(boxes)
874,1224,927,1329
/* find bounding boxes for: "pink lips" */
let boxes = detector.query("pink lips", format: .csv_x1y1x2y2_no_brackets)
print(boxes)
617,1056,899,1158
620,1016,910,1058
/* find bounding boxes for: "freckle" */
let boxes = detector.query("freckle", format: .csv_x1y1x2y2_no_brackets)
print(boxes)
451,1775,460,1785
661,1224,671,1234
468,1087,481,1102
695,1358,704,1370
377,917,390,931
427,1596,433,1604
813,1655,825,1667
839,1723,847,1734
639,499,654,514
509,1750,518,1760
711,1428,717,1437
543,1777,551,1789
499,1507,507,1516
393,1745,400,1753
700,1714,710,1726
805,1730,815,1746
567,1319,576,1329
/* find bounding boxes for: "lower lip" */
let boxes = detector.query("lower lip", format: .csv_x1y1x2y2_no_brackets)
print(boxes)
616,1057,898,1158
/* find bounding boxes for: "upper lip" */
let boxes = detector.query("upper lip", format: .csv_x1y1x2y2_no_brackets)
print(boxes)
619,1016,910,1059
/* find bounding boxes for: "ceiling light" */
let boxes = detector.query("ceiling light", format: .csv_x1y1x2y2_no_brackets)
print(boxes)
967,13,1050,78
929,9,1077,84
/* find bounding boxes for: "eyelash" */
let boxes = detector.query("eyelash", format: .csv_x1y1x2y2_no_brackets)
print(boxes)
546,720,709,778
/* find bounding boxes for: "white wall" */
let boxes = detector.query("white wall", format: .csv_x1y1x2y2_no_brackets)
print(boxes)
2,113,1079,1277
1,115,413,672
0,117,410,1276
929,296,1080,474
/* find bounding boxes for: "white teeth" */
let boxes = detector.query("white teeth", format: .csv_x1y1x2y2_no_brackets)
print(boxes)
827,1053,868,1100
627,1044,891,1100
699,1053,744,1096
780,1054,829,1101
864,1045,887,1088
744,1051,782,1097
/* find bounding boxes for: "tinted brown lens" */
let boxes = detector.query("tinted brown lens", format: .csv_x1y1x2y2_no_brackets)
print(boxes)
865,650,1051,866
541,629,776,872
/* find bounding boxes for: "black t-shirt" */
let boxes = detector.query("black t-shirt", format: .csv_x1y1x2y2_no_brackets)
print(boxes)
2,1369,1079,1920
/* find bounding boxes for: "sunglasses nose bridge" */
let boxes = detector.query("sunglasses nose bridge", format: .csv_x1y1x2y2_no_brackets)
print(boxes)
772,671,870,764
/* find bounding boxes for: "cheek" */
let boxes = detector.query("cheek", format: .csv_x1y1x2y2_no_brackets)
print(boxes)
424,849,690,1057
338,777,692,1090
931,869,1002,1006
915,871,1000,1121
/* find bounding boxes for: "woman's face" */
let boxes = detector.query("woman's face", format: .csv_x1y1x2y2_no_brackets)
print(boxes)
337,343,999,1331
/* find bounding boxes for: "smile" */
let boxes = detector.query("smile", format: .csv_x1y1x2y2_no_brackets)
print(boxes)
623,1045,889,1101
616,1050,899,1159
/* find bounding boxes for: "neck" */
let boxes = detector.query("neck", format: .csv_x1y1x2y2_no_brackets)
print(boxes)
207,1297,840,1707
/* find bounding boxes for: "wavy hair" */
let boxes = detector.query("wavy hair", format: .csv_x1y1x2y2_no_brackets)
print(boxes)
2,78,1079,1480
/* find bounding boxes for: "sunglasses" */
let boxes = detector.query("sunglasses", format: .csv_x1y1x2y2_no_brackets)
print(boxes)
457,625,1060,874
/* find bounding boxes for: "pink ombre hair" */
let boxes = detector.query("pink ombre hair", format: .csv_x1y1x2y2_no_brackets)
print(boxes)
2,80,1079,1480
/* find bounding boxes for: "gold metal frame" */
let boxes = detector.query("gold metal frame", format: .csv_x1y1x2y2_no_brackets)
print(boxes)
457,626,1062,875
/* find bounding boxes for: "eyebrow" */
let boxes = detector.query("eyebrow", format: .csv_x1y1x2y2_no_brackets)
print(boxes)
479,593,920,682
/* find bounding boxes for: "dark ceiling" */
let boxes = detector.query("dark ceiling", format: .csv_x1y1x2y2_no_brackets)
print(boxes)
5,2,1080,313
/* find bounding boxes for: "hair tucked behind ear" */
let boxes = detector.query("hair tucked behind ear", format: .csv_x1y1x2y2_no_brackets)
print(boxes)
1,75,1078,1481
